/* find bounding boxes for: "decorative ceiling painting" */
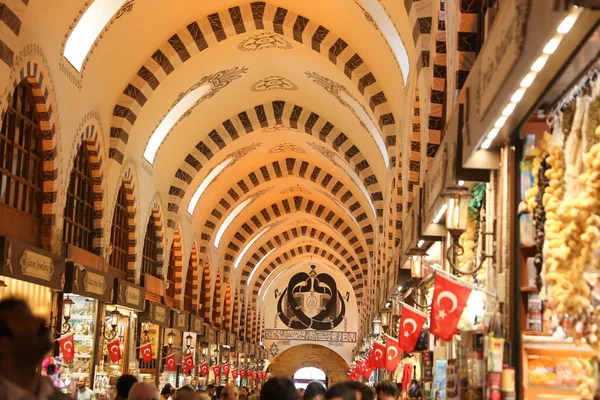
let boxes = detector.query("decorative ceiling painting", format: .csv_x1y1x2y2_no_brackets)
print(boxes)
250,76,298,92
238,31,293,52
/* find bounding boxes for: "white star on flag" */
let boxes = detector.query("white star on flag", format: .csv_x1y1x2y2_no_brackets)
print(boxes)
438,309,447,320
404,331,410,338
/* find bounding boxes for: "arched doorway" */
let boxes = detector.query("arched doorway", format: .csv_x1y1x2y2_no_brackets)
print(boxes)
269,344,349,385
293,367,327,389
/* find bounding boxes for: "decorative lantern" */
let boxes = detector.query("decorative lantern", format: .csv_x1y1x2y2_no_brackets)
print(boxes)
443,186,472,235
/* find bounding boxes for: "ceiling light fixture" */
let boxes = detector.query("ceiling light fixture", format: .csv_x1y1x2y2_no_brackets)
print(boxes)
233,226,272,269
187,158,233,214
214,197,253,248
248,247,278,284
144,83,212,164
477,7,582,151
64,0,130,71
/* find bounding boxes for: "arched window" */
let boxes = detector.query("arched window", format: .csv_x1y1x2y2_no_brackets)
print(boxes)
141,218,159,277
63,144,95,253
109,185,129,275
0,80,43,217
184,263,193,312
166,243,176,299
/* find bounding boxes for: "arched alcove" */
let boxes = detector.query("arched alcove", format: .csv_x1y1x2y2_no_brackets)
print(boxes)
293,367,327,389
269,344,349,385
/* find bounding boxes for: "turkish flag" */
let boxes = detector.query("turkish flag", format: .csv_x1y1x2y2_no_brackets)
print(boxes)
252,372,258,380
431,273,472,341
165,354,177,371
399,303,428,352
246,367,253,377
356,360,365,376
58,334,75,361
259,371,265,380
385,335,401,371
222,363,231,376
371,341,386,369
232,369,238,380
213,365,221,377
199,363,209,377
240,369,246,378
140,342,153,363
107,340,122,363
183,354,195,373
363,363,374,378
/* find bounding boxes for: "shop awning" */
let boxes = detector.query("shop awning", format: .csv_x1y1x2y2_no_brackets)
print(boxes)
64,261,114,302
139,300,171,328
0,236,66,291
112,278,146,311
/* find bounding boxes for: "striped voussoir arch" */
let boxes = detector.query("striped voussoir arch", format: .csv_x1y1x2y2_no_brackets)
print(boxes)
2,61,60,249
188,245,200,314
223,283,232,331
237,295,247,339
166,100,384,223
212,272,223,326
200,158,374,254
146,200,166,277
221,195,370,273
427,0,447,160
198,256,212,321
109,1,396,164
169,229,184,301
0,1,30,68
408,88,422,210
454,0,479,94
405,0,433,77
117,168,138,281
240,226,364,286
231,287,240,333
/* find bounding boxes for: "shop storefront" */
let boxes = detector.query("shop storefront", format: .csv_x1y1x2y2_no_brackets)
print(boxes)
198,325,216,385
138,300,170,385
58,262,114,391
92,278,146,399
183,314,204,388
160,309,190,388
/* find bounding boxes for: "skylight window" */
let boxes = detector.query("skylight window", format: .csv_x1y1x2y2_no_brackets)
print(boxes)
358,0,410,85
64,0,130,71
214,197,253,248
187,158,233,214
233,226,271,269
144,84,212,164
248,247,277,284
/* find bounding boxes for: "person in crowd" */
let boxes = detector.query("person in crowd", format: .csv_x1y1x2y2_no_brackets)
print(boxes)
215,386,224,399
196,393,211,400
0,298,70,400
324,383,356,400
298,388,305,400
161,384,175,400
221,384,239,399
304,382,326,400
129,382,160,400
374,382,398,400
260,377,297,400
241,387,249,396
190,380,198,391
75,376,94,400
207,384,216,400
115,374,138,400
345,381,375,400
175,386,196,400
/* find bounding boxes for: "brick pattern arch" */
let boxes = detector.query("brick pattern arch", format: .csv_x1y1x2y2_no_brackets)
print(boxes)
198,157,375,254
223,283,232,332
408,87,422,210
212,273,223,327
232,287,241,334
427,0,447,161
269,344,350,384
108,1,396,164
114,167,138,280
221,195,370,273
1,61,61,250
0,2,31,68
237,295,247,339
188,244,200,314
167,100,384,224
406,0,434,77
240,226,363,286
248,244,363,303
143,200,166,278
168,228,184,302
198,256,212,321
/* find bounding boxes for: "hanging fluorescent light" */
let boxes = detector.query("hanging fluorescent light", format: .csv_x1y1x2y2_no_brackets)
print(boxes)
248,248,278,283
557,15,577,34
530,56,548,72
543,38,561,54
187,158,233,214
432,204,448,224
214,197,253,248
233,226,272,269
502,104,516,116
520,73,536,88
511,88,526,103
480,138,493,150
487,128,500,140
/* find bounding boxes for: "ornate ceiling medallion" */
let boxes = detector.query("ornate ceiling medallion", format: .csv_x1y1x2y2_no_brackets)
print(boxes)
269,143,306,154
238,32,293,52
281,185,312,195
263,124,298,133
250,76,298,92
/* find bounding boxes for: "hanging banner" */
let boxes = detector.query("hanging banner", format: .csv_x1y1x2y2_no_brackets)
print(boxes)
431,274,472,341
385,335,401,371
165,354,177,371
398,303,428,352
107,340,122,363
140,342,153,363
58,334,75,361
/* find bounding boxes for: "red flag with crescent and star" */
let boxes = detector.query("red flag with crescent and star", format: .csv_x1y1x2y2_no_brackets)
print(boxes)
398,303,428,352
213,365,221,377
183,354,195,373
385,335,401,371
362,362,374,378
240,368,246,378
252,372,258,381
371,341,386,369
199,362,209,377
222,363,231,376
430,273,472,341
58,334,75,361
165,354,177,371
246,367,253,377
140,342,153,363
107,339,122,363
232,369,238,380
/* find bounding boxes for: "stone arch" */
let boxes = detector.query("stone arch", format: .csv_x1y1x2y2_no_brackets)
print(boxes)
109,2,396,165
167,101,384,226
166,228,183,304
427,0,447,163
269,344,349,384
223,282,233,332
0,58,61,251
141,196,166,279
212,272,223,327
198,255,212,321
187,243,200,314
232,286,241,334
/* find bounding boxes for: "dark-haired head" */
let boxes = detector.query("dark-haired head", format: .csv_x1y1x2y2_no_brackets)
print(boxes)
304,381,326,400
374,381,398,399
324,383,355,400
261,377,297,400
116,374,138,399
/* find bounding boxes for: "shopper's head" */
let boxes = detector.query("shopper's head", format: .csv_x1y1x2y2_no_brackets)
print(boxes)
344,381,374,400
116,374,138,399
77,376,87,388
324,384,355,400
161,384,173,396
374,382,397,400
221,384,239,400
175,386,195,400
304,382,326,400
261,377,297,400
207,385,216,396
0,298,51,368
130,382,160,400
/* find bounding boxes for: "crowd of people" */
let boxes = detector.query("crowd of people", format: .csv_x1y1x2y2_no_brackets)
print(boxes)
0,298,402,400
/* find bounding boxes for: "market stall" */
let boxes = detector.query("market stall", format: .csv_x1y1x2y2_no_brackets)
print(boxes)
138,300,170,385
184,314,204,386
159,309,189,388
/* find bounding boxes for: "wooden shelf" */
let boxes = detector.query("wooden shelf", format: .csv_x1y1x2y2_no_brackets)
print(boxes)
521,286,539,293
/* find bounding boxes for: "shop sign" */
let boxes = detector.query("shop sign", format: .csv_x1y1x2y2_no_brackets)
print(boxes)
218,330,226,345
230,334,237,349
0,237,66,291
475,0,531,119
242,342,249,354
153,304,168,325
172,310,189,331
402,207,415,255
114,279,146,311
66,262,114,302
207,327,216,343
82,270,107,296
425,143,448,214
191,315,204,334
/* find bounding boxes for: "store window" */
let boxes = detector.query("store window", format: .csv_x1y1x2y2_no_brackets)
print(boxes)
166,243,176,299
63,144,96,254
109,185,129,275
184,264,193,312
141,218,160,277
0,80,43,217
